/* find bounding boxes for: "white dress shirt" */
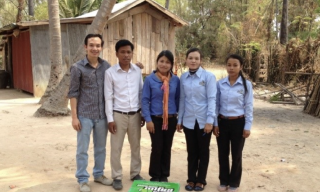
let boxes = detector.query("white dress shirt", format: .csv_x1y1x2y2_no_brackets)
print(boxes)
104,63,143,122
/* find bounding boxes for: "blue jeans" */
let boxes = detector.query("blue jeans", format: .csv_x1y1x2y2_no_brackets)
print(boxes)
76,116,108,183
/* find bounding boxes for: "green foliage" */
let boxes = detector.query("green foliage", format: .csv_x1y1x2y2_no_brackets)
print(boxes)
0,1,18,27
269,93,281,102
241,41,261,53
59,0,102,18
34,1,49,20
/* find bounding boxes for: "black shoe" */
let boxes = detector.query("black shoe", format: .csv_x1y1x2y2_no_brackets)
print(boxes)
185,182,195,191
194,183,205,191
112,179,123,190
131,174,144,181
150,177,160,182
160,177,168,182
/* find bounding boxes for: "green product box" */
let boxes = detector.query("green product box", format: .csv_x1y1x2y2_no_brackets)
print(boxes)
128,180,180,192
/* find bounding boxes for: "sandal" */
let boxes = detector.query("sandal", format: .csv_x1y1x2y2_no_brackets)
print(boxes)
185,182,195,191
194,183,205,191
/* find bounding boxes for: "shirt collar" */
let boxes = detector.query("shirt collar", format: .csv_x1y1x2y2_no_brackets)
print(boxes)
222,75,243,85
115,63,135,72
82,56,103,67
151,70,174,82
187,66,204,78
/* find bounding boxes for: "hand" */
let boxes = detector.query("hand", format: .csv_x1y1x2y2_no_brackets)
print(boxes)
72,118,81,131
135,61,144,69
176,124,183,133
141,117,146,127
146,121,155,134
204,123,213,134
243,130,250,138
108,122,117,134
213,126,219,137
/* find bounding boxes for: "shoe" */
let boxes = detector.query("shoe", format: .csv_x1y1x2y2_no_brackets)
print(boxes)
94,175,113,186
218,185,228,191
79,183,91,192
194,183,205,191
228,187,239,192
131,174,144,180
185,182,195,191
150,177,160,182
160,177,168,182
112,179,123,190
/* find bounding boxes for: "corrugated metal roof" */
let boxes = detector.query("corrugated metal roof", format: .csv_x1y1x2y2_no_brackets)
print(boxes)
0,0,187,32
77,0,137,18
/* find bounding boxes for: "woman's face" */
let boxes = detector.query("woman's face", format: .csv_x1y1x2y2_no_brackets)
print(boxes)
186,51,201,70
157,56,172,74
226,58,242,78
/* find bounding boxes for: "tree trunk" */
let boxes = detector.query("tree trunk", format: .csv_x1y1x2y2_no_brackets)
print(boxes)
275,0,279,40
38,0,63,104
267,0,274,42
280,0,288,45
28,0,34,17
34,0,117,117
16,0,24,22
165,0,170,9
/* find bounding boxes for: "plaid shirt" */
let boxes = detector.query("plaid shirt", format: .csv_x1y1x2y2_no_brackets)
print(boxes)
68,57,110,119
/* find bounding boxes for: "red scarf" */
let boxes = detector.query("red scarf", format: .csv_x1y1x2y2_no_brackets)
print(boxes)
157,72,170,130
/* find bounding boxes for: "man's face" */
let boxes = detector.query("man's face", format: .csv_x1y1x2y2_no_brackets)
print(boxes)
116,45,133,65
84,37,102,58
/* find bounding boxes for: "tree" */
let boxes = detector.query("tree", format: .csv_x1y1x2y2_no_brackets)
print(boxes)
280,0,288,44
16,0,24,22
165,0,169,9
59,0,102,18
38,0,63,104
34,0,117,117
28,0,34,16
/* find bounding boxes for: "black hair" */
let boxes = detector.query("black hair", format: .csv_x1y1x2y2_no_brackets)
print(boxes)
115,39,134,52
156,50,174,72
84,34,104,47
186,47,202,59
226,54,248,94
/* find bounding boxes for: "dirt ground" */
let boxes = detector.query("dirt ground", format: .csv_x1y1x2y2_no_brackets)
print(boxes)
0,87,319,192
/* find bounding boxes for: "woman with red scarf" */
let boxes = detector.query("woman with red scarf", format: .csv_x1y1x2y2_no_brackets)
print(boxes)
141,50,180,182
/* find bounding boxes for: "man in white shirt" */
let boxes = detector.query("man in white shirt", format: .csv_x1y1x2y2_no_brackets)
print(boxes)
104,39,144,190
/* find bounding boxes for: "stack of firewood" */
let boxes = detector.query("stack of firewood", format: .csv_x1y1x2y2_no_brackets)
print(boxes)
304,77,320,117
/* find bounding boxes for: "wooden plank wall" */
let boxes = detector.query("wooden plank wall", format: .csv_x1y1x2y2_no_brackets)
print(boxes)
103,4,176,75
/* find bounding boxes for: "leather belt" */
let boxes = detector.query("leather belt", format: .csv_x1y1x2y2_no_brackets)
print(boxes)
152,114,177,118
113,109,141,115
219,114,244,120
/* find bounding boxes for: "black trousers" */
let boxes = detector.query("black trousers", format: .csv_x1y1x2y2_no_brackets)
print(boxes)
149,116,177,179
216,117,245,188
183,120,212,185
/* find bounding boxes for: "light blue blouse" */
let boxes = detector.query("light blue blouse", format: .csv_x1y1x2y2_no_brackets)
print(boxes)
214,76,253,130
178,67,217,129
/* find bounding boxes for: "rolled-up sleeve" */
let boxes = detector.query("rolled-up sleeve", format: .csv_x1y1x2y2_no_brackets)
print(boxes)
68,64,81,99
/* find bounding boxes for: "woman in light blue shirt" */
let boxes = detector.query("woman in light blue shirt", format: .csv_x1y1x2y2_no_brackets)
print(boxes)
177,48,217,191
142,50,180,182
213,54,253,192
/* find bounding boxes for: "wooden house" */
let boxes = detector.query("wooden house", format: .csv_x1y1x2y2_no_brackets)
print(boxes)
0,0,187,97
